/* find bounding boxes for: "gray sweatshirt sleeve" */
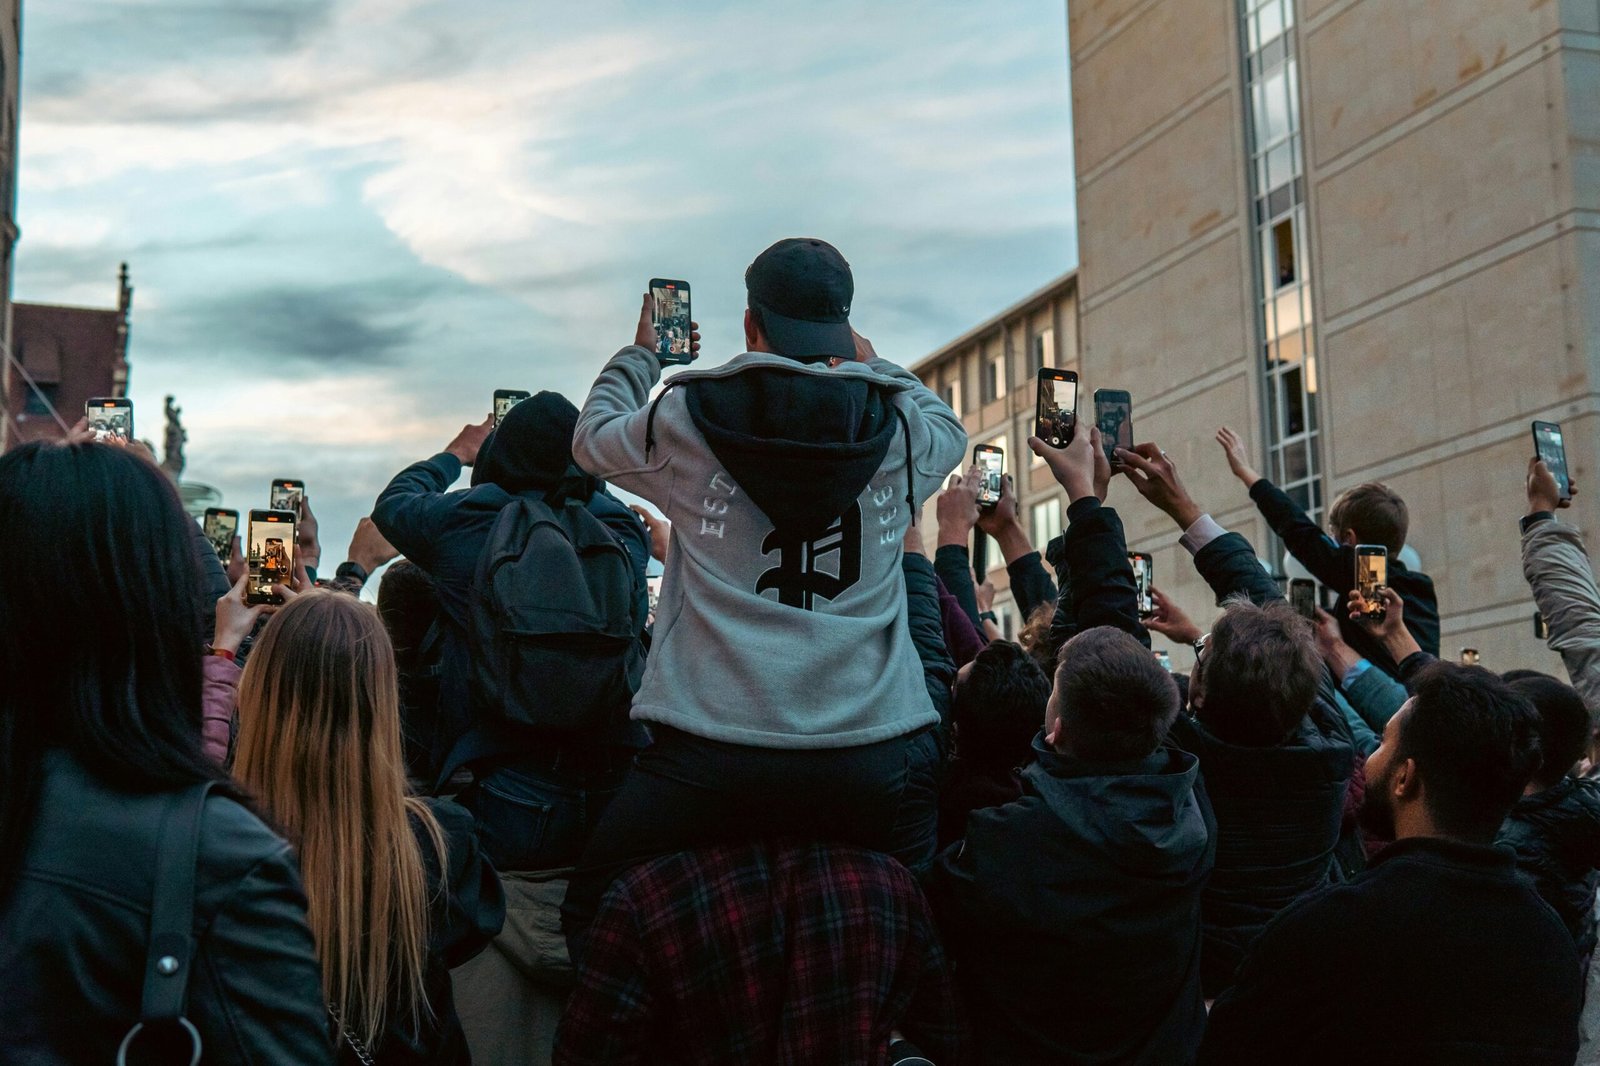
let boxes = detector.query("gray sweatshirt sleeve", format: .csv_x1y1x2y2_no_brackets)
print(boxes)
571,345,670,496
1522,519,1600,718
866,356,967,506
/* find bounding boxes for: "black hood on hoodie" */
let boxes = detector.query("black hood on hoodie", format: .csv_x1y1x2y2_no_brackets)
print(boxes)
683,367,899,539
473,390,596,503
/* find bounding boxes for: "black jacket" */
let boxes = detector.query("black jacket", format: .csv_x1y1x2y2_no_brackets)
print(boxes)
1049,497,1149,653
358,798,505,1065
1200,836,1582,1065
0,752,332,1063
372,451,651,785
1497,776,1600,960
1007,550,1058,623
928,735,1216,1065
905,550,957,757
1248,477,1440,675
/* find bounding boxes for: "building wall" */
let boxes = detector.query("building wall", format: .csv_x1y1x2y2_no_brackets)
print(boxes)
1298,0,1594,670
909,276,1079,640
1067,0,1593,675
1069,0,1267,672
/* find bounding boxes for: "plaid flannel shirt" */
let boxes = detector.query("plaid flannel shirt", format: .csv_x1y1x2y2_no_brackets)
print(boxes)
555,841,966,1065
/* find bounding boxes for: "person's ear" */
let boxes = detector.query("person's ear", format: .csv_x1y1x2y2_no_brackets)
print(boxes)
744,308,764,352
1338,528,1359,547
1045,718,1062,749
1392,756,1418,800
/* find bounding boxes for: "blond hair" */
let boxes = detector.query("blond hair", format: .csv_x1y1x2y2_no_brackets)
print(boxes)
234,591,444,1051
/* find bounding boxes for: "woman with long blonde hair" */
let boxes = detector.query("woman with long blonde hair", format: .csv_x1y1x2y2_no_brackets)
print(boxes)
235,589,503,1063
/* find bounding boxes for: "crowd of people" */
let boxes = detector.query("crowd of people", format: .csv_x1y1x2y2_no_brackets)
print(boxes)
2,236,1598,1065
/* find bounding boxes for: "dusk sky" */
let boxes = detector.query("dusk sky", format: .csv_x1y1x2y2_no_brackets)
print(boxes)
18,0,1078,554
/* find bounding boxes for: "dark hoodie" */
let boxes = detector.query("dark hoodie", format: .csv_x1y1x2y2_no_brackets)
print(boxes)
373,392,650,784
927,734,1217,1066
572,346,967,750
1497,775,1600,960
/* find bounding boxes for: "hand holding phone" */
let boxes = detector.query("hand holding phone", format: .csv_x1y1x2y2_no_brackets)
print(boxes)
85,397,134,442
203,508,239,564
1034,368,1078,448
1353,546,1388,623
1290,578,1317,622
1530,422,1575,509
269,479,305,512
1129,552,1154,618
1093,390,1133,467
494,389,531,426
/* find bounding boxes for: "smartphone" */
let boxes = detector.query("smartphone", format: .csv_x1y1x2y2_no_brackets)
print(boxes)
1154,649,1173,672
202,508,239,564
85,397,133,442
974,444,1004,507
1532,421,1572,501
246,509,297,606
1290,578,1317,621
1129,551,1154,618
1035,368,1079,448
494,389,530,426
1093,389,1133,466
270,479,305,512
1460,648,1481,666
649,279,693,366
1355,545,1388,622
1535,611,1550,640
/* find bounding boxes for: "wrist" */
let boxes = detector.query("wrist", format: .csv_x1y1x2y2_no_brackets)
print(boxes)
1168,499,1204,530
211,633,243,655
991,521,1033,565
1064,476,1097,505
936,525,974,550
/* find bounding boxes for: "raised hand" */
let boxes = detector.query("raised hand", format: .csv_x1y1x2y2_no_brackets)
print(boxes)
1216,426,1263,488
630,504,672,564
214,574,271,654
347,516,398,576
1526,457,1577,515
446,416,495,466
1117,443,1204,530
1029,425,1100,504
936,469,982,548
1145,587,1203,645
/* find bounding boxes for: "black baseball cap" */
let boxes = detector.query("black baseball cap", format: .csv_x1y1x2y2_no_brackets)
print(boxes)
744,238,854,362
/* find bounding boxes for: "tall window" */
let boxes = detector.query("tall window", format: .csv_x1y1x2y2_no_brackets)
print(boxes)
940,377,963,416
1240,0,1324,521
1030,498,1062,554
980,349,1006,405
1031,328,1055,375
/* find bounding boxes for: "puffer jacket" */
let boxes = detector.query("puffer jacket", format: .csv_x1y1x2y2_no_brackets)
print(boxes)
1497,775,1600,961
0,751,332,1063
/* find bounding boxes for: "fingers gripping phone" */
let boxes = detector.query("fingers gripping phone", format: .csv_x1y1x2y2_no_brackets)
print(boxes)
494,389,531,426
1290,578,1317,621
1035,368,1078,448
270,479,305,512
650,279,693,366
85,397,133,442
1533,421,1572,501
1355,545,1387,622
247,509,297,606
1129,552,1154,618
203,508,239,564
974,444,1004,507
1093,389,1133,466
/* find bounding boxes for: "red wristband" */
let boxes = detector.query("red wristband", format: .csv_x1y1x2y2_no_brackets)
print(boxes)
209,647,236,662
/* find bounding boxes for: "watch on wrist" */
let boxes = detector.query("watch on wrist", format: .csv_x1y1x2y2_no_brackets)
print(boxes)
979,611,999,625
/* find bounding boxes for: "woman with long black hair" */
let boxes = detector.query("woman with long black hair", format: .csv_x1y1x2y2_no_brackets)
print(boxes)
0,439,332,1062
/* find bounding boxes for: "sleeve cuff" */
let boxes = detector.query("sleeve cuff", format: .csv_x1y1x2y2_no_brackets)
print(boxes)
1179,514,1229,555
336,561,370,586
1341,659,1373,688
1521,511,1556,535
1065,496,1102,523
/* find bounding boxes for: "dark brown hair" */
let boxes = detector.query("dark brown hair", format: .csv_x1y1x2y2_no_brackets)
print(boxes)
1329,482,1409,553
1054,627,1180,762
1199,599,1321,746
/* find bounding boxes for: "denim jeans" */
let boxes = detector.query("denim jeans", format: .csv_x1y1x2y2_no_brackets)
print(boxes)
561,725,942,953
460,759,631,873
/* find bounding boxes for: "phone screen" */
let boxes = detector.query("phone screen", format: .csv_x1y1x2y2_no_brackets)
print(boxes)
248,510,296,605
1290,579,1316,621
1154,649,1173,672
85,398,133,442
1094,391,1133,464
270,480,305,512
1460,648,1481,666
975,446,1004,506
1036,372,1078,447
203,509,238,563
1534,422,1571,500
1356,548,1387,619
1129,552,1153,617
650,280,692,365
494,390,530,426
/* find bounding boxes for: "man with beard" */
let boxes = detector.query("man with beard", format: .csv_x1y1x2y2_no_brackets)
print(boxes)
1200,662,1582,1064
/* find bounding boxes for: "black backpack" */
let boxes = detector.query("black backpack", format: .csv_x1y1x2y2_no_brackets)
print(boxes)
468,495,644,734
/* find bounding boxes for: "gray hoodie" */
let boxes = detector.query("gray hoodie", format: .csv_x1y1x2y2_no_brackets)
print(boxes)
572,344,967,749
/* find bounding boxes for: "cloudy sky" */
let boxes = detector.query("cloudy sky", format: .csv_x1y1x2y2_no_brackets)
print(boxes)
17,0,1077,554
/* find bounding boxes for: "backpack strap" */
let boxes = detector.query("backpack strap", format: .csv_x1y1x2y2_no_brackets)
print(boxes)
894,406,916,525
117,780,218,1066
644,380,687,459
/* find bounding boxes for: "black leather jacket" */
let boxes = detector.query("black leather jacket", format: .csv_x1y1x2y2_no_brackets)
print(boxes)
0,751,333,1064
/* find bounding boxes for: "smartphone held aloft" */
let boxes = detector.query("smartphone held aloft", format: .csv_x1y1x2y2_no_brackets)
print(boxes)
1355,545,1388,622
1035,368,1078,448
85,397,133,442
650,279,693,366
974,444,1004,507
246,509,297,606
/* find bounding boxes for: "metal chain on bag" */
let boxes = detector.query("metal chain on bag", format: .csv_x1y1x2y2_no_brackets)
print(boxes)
326,1002,376,1066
